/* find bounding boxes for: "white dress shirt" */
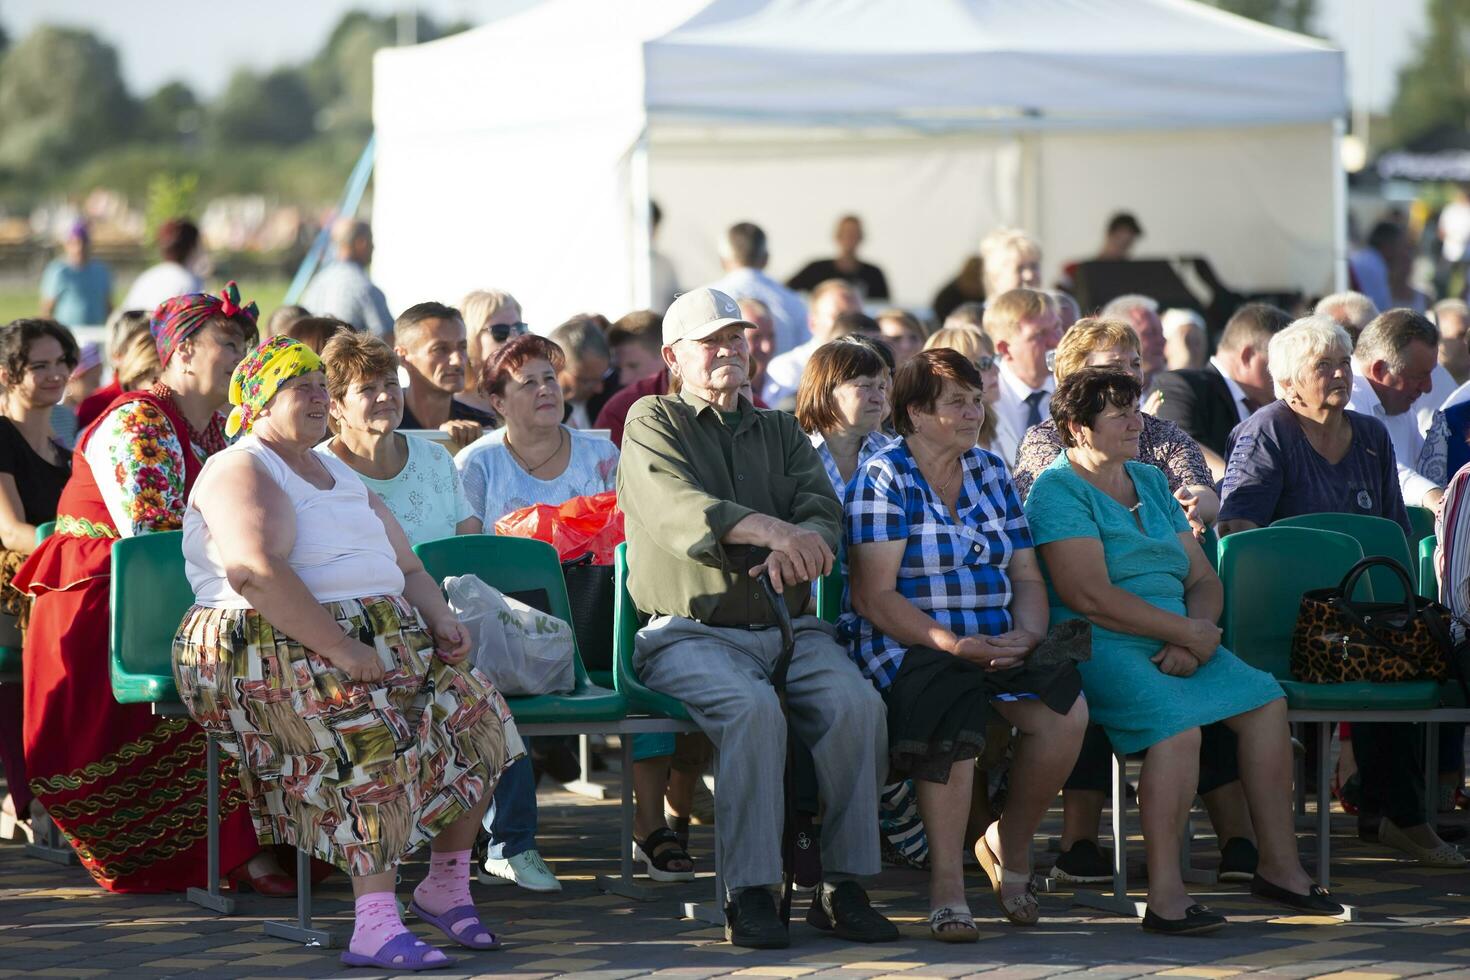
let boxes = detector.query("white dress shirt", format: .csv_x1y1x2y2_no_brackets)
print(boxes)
994,361,1055,462
1417,362,1458,436
1209,355,1253,425
706,267,810,355
761,337,819,408
1347,367,1440,507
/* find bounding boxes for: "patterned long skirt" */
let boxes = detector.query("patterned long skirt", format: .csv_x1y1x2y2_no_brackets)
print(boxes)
173,594,523,877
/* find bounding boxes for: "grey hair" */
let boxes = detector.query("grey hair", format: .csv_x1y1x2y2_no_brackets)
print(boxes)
1268,316,1353,387
1352,309,1439,374
548,317,611,363
1433,298,1469,323
1313,291,1378,333
1101,294,1159,319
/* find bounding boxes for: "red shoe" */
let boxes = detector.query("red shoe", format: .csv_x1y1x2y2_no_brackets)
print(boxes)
228,861,296,897
272,844,336,886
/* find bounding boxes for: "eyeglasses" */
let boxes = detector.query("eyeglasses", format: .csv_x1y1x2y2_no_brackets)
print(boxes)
489,321,530,342
974,355,996,371
1045,350,1057,372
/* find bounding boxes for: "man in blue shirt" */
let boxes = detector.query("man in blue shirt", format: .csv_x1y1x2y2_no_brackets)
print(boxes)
40,222,112,327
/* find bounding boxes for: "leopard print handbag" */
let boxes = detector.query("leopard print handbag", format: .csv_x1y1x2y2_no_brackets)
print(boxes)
1289,557,1454,685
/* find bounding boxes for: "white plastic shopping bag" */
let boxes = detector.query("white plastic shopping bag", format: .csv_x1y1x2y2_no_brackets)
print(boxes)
443,573,576,695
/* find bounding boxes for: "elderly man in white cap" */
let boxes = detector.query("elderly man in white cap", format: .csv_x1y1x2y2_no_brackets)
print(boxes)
617,287,895,950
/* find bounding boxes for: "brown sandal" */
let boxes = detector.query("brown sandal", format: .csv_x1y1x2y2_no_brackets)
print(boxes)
975,824,1040,926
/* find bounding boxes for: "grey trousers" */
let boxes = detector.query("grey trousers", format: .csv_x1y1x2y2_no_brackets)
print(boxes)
634,614,887,892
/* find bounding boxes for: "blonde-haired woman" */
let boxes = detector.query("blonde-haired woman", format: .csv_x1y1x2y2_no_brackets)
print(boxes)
1011,317,1216,526
922,327,1011,461
458,289,525,418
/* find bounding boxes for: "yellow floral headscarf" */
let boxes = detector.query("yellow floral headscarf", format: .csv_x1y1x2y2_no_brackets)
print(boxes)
225,336,323,437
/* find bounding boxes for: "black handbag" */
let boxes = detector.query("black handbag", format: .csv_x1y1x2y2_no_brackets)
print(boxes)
562,552,615,673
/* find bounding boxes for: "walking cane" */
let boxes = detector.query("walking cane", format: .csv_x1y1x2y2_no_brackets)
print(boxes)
757,572,798,927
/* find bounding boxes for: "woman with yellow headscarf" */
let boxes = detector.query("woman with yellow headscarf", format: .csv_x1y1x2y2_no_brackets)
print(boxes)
172,337,523,970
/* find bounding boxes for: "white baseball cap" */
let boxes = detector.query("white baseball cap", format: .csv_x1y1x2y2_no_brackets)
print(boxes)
663,288,754,347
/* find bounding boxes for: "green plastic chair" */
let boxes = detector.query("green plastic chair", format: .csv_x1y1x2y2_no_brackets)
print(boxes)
1406,504,1436,548
1219,525,1439,711
815,567,844,624
1200,525,1220,573
35,521,55,544
612,542,690,721
1272,512,1417,597
1418,534,1438,602
110,530,194,704
415,534,625,724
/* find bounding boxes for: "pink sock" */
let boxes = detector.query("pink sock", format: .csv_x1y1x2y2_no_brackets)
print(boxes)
412,850,491,945
351,891,447,964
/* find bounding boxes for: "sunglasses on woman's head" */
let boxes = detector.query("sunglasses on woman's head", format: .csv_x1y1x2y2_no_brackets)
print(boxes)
490,321,530,342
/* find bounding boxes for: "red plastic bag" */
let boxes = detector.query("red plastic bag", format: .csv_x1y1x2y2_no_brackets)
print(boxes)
494,490,625,565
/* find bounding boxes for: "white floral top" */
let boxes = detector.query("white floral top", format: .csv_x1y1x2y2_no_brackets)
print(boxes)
316,433,472,547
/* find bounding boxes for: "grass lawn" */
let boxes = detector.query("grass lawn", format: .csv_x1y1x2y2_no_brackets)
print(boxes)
0,276,294,328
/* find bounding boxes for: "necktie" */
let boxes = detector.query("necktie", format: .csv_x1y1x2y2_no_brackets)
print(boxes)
1024,390,1046,429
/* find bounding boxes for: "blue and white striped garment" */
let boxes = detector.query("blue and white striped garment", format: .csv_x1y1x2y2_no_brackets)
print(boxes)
843,438,1032,690
809,429,894,500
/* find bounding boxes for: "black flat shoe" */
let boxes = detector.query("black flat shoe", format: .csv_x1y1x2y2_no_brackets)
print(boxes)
1141,904,1226,935
725,888,789,949
806,881,900,943
1251,875,1344,916
1217,837,1258,882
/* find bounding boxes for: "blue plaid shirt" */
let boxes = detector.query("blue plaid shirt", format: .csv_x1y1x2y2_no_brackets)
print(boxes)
810,430,895,499
843,439,1033,689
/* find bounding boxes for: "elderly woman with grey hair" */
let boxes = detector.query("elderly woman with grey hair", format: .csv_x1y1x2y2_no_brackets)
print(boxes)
1218,316,1465,870
1313,291,1378,342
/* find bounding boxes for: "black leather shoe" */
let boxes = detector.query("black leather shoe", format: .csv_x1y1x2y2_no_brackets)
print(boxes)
1141,904,1226,935
1217,837,1258,882
1251,876,1344,916
725,888,789,949
806,881,900,943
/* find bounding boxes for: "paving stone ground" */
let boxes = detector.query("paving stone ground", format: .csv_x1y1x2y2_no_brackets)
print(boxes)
2,764,1468,980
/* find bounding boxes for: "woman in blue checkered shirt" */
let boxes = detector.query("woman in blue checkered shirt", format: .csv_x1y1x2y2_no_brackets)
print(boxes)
846,348,1087,941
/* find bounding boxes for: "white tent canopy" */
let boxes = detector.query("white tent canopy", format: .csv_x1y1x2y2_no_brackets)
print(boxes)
373,0,1346,329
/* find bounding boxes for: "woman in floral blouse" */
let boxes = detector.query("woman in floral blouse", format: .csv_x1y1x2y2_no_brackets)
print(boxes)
12,284,285,894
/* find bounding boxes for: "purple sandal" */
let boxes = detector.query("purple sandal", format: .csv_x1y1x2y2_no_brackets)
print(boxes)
340,931,456,971
409,900,502,950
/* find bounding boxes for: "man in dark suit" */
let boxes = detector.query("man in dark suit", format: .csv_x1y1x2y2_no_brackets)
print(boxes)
1150,303,1290,479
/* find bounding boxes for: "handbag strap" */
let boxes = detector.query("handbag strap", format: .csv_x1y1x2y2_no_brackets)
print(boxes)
1335,556,1416,620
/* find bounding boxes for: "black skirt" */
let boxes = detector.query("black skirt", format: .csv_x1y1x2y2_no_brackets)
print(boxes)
883,644,1082,783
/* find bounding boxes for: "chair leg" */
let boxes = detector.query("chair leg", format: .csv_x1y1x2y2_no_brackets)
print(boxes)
1291,722,1307,817
264,849,334,947
1316,721,1332,891
23,809,78,866
596,733,654,901
1074,752,1144,917
563,734,610,800
185,738,237,914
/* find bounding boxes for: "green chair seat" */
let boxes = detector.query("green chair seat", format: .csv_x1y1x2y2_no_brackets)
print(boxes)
414,535,626,725
815,568,843,624
613,543,690,721
1278,679,1440,711
0,645,21,677
110,531,193,706
1418,534,1437,601
1406,504,1436,548
1272,512,1414,596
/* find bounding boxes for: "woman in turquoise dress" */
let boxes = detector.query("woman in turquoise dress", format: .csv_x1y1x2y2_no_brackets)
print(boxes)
1024,367,1340,935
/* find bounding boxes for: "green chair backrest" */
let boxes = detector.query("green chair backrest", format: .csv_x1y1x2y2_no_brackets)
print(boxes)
1219,526,1364,680
1418,534,1438,601
612,542,689,719
815,568,844,624
110,530,195,680
1272,512,1415,598
1406,504,1436,548
35,521,54,545
414,534,592,687
1200,525,1220,572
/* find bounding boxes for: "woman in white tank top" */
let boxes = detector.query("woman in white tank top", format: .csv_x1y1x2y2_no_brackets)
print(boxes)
172,338,524,970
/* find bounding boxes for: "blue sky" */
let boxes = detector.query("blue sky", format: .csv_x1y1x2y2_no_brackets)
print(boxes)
0,0,1426,113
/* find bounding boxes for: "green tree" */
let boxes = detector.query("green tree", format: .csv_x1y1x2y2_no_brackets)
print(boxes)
144,173,198,243
141,81,202,142
1202,0,1318,34
0,25,135,170
1389,0,1470,145
210,67,316,146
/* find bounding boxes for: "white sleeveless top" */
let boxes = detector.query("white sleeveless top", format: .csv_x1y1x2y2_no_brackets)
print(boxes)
183,434,406,609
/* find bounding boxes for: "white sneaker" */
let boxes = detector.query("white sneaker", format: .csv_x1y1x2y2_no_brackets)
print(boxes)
480,849,563,892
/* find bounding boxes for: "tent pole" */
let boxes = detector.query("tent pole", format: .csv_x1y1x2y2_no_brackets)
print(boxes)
1331,118,1348,293
631,126,653,311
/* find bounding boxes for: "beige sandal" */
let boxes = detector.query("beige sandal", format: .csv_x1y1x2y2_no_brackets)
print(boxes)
1379,817,1468,869
928,905,978,943
975,823,1040,926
